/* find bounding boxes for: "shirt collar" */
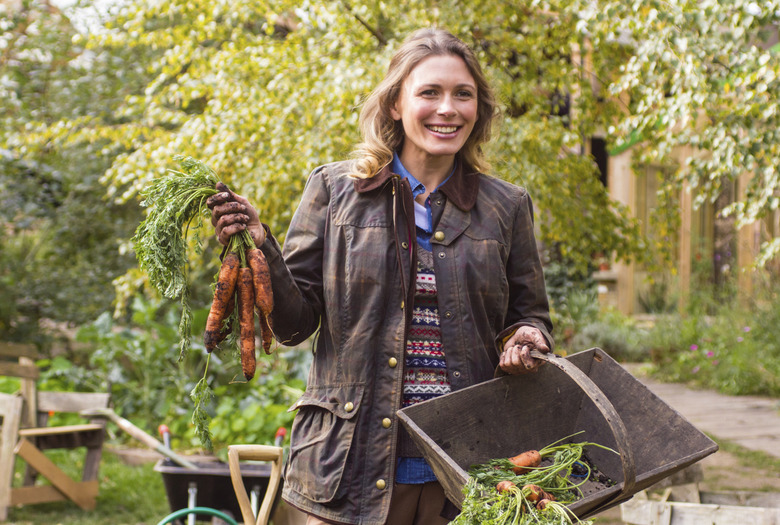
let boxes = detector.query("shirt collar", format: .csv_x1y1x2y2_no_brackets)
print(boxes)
353,156,481,212
391,152,455,200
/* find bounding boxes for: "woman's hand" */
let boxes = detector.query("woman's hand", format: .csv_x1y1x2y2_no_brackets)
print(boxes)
499,326,550,375
207,182,265,247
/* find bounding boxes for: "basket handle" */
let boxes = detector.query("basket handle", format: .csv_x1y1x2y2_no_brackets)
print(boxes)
530,350,636,498
227,444,284,525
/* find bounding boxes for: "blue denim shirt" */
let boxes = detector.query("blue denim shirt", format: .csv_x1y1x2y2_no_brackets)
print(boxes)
391,153,454,484
390,154,454,252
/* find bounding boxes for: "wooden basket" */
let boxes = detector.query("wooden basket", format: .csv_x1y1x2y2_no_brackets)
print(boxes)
396,348,718,518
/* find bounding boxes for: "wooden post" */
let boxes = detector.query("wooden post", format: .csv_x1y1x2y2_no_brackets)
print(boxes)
678,181,693,311
736,172,757,303
608,149,636,315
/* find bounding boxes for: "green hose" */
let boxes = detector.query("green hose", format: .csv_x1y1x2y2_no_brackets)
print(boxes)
156,506,239,525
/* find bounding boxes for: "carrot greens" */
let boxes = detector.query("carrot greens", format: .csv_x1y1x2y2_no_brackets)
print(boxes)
453,433,616,525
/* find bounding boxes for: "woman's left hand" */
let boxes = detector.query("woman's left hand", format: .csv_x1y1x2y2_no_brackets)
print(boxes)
500,326,550,375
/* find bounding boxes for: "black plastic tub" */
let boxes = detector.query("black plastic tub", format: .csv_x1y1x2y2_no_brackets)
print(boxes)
154,458,281,522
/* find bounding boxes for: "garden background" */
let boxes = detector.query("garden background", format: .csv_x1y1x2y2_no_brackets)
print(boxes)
1,0,779,523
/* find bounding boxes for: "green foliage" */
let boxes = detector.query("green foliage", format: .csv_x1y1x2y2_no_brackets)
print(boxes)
647,292,780,396
69,297,306,453
569,309,649,362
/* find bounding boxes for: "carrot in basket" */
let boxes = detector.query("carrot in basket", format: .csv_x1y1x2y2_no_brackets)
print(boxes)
496,480,516,493
509,449,542,474
204,251,240,352
237,267,256,380
522,484,555,503
247,248,273,317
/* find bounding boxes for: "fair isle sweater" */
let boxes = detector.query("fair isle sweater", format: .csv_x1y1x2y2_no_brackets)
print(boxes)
402,248,451,408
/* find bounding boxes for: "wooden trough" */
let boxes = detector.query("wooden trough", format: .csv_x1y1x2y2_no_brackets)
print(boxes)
397,348,719,518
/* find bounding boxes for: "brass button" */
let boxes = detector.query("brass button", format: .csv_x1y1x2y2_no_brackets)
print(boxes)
453,371,461,378
438,252,446,259
376,479,387,490
344,402,354,412
388,357,398,368
444,310,453,319
401,241,409,249
434,231,445,242
382,418,392,428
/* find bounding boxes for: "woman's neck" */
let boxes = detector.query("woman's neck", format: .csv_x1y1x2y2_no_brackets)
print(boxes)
399,150,455,197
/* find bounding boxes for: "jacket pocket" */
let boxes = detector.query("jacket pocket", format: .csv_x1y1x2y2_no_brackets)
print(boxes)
284,383,364,503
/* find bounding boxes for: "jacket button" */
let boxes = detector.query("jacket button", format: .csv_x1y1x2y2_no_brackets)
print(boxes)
453,371,461,378
444,311,453,319
401,241,409,249
388,357,398,368
376,479,387,490
438,252,446,259
382,418,392,428
344,402,354,412
435,199,443,206
434,231,445,242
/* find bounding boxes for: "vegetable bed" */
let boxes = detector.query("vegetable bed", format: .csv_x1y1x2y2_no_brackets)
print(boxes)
397,348,718,520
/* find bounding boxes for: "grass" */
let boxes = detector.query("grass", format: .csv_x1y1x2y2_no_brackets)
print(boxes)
6,449,169,525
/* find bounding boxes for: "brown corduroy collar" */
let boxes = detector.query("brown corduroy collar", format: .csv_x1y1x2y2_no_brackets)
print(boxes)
353,158,480,212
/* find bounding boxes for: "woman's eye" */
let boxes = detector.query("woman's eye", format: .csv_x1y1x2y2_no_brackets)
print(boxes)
420,89,437,96
457,90,474,98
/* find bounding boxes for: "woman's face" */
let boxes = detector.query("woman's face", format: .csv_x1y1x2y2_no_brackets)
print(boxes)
391,54,478,168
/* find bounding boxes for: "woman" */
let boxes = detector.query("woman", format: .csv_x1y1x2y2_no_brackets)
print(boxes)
209,28,552,525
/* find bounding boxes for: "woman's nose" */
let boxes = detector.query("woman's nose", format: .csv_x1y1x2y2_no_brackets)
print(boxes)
437,95,456,116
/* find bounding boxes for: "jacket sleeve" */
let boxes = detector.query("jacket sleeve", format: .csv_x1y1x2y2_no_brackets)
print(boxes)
495,189,554,352
260,166,330,346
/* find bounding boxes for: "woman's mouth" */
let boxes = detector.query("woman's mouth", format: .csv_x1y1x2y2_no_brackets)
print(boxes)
426,125,459,134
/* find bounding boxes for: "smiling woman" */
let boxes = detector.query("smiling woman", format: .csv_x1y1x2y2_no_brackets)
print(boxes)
207,28,553,525
389,54,478,190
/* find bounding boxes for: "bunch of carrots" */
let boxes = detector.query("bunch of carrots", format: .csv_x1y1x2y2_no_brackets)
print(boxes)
205,182,275,380
134,155,275,447
452,433,616,525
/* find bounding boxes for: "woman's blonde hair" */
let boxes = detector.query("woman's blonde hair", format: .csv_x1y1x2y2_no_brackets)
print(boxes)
351,28,498,178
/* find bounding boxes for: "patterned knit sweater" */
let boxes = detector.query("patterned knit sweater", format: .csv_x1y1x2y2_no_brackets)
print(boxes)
402,248,451,408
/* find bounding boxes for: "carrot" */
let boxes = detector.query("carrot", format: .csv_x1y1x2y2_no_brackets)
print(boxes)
214,292,236,346
496,480,516,493
536,498,553,510
522,484,555,503
204,252,240,352
246,248,273,317
237,267,256,380
509,449,541,474
258,311,274,354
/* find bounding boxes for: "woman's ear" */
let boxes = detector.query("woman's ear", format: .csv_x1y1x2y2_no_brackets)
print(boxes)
390,103,401,121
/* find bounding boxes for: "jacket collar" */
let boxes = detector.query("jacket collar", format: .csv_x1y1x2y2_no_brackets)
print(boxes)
353,157,480,211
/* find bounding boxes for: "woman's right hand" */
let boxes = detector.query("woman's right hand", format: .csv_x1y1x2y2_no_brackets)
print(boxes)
207,182,265,247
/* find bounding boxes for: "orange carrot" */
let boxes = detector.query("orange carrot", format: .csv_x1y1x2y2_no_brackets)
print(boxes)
536,498,552,510
246,248,273,317
509,449,542,474
237,267,256,380
523,484,555,503
204,252,240,352
214,292,235,346
259,311,274,354
496,480,516,493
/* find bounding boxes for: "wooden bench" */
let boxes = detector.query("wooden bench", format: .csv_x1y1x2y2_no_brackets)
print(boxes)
0,342,110,520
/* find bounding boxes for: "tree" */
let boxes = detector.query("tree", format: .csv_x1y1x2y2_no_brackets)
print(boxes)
5,0,779,330
0,0,151,341
34,0,646,281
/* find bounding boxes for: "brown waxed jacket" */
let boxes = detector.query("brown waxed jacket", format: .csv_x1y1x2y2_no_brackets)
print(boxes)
259,159,553,525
